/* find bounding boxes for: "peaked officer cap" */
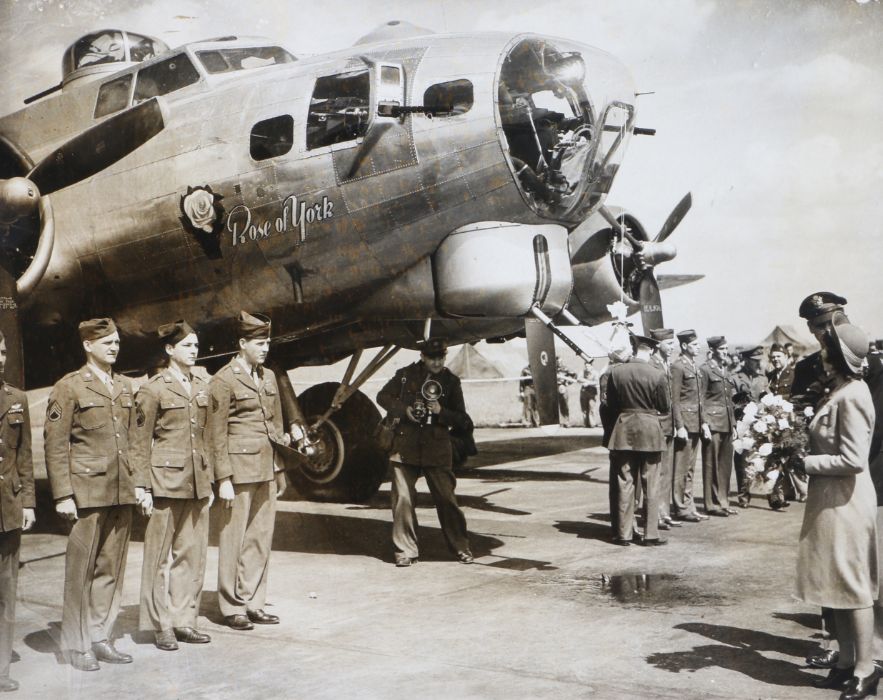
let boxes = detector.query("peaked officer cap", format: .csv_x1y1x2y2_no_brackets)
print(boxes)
706,336,727,349
676,329,697,343
650,328,674,341
157,320,195,346
238,311,271,340
78,318,117,341
418,338,448,358
798,291,847,321
740,346,764,360
630,333,659,350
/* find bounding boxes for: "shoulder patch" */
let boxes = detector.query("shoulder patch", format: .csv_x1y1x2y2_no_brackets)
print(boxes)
212,394,220,413
47,400,63,422
136,404,146,428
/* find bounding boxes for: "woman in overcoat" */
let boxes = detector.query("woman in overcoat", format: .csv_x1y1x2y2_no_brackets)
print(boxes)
796,323,879,699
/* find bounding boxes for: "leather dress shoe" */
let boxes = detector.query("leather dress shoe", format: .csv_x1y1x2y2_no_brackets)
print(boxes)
610,538,630,546
676,514,702,523
225,614,254,631
707,510,729,517
457,550,474,564
724,507,739,516
70,649,100,671
665,518,683,528
658,521,671,531
806,649,839,669
91,640,132,664
395,556,417,567
812,665,854,689
247,609,279,625
639,538,668,547
154,630,178,652
0,677,19,692
174,627,211,644
842,667,882,699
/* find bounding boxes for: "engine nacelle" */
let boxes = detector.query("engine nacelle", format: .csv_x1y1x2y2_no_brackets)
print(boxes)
434,221,572,318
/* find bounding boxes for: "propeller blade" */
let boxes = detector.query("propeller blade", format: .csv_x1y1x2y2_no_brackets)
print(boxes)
29,98,164,196
656,273,704,291
638,273,663,334
654,192,692,243
525,317,560,426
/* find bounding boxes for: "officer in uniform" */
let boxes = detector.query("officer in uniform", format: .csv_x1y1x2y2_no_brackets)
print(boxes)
731,346,769,508
209,311,288,630
0,331,35,693
605,333,670,546
133,321,213,650
377,339,473,566
670,330,708,523
518,365,540,427
579,360,600,428
44,318,145,671
792,292,849,408
699,336,738,516
649,329,680,532
767,343,795,398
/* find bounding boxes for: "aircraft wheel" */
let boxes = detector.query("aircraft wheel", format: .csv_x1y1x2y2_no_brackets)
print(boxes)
287,382,387,503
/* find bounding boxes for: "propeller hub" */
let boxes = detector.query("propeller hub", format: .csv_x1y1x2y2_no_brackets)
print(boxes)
639,241,677,267
0,177,40,224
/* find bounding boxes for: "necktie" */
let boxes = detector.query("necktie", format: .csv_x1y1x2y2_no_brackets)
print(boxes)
106,375,114,393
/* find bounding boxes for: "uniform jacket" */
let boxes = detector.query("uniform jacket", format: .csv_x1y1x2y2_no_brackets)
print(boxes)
604,358,669,453
209,359,284,484
377,362,470,468
792,352,826,408
732,370,769,418
44,365,138,509
131,369,213,500
649,354,674,437
670,355,703,434
699,359,735,433
0,383,34,532
767,363,795,399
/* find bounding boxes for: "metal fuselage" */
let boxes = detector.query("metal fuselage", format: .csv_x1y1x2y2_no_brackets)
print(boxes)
0,31,637,387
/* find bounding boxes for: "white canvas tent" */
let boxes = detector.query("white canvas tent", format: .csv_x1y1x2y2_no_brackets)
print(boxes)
760,324,816,356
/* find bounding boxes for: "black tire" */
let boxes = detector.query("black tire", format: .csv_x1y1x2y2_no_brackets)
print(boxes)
286,382,387,502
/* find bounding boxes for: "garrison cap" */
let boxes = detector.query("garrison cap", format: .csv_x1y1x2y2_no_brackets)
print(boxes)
157,320,195,346
418,338,448,358
677,329,697,344
740,346,764,360
237,311,271,340
78,318,117,341
769,343,785,354
798,292,847,321
706,336,727,349
650,328,674,341
629,333,659,350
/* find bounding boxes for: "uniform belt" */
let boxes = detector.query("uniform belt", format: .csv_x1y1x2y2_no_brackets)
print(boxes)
619,408,659,415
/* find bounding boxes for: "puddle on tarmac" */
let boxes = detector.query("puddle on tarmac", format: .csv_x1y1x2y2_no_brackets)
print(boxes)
524,572,729,608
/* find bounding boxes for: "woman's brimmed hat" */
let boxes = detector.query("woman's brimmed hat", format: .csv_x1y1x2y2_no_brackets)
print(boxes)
830,323,869,375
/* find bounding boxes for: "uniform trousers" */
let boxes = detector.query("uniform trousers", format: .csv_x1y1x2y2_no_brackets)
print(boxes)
702,431,734,513
609,451,660,542
140,497,210,632
657,436,674,521
672,434,700,517
0,530,20,678
390,462,469,558
62,505,132,653
217,481,275,617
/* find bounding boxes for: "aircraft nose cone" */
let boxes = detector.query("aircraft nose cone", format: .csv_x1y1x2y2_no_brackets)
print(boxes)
0,176,41,224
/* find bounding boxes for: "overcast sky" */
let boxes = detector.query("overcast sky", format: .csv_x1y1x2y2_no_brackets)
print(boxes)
1,0,880,344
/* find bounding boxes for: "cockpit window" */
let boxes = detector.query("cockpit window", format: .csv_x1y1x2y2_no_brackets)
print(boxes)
73,31,126,69
196,47,295,74
306,69,370,150
423,79,474,116
94,74,133,118
134,54,200,104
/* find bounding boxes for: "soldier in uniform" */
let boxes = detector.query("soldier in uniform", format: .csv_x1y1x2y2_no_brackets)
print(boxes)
518,365,539,427
377,339,473,566
0,331,35,693
209,311,289,630
649,329,680,532
605,334,670,546
767,343,795,398
699,336,739,517
579,360,600,428
731,346,769,508
44,318,146,671
133,321,213,650
792,292,849,408
670,330,708,523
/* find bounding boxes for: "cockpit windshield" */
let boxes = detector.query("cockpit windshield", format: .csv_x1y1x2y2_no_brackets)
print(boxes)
498,37,636,222
196,47,295,75
64,30,169,78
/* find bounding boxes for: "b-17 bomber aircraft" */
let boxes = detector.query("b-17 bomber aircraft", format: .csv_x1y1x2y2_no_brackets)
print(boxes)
0,20,700,502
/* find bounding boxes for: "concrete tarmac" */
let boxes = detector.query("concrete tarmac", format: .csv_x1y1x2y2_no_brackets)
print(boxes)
12,428,842,699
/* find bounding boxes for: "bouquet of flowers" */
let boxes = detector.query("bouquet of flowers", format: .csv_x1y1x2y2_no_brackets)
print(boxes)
732,394,813,493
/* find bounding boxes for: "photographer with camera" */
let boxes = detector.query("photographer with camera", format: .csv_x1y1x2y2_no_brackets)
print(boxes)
377,339,473,567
